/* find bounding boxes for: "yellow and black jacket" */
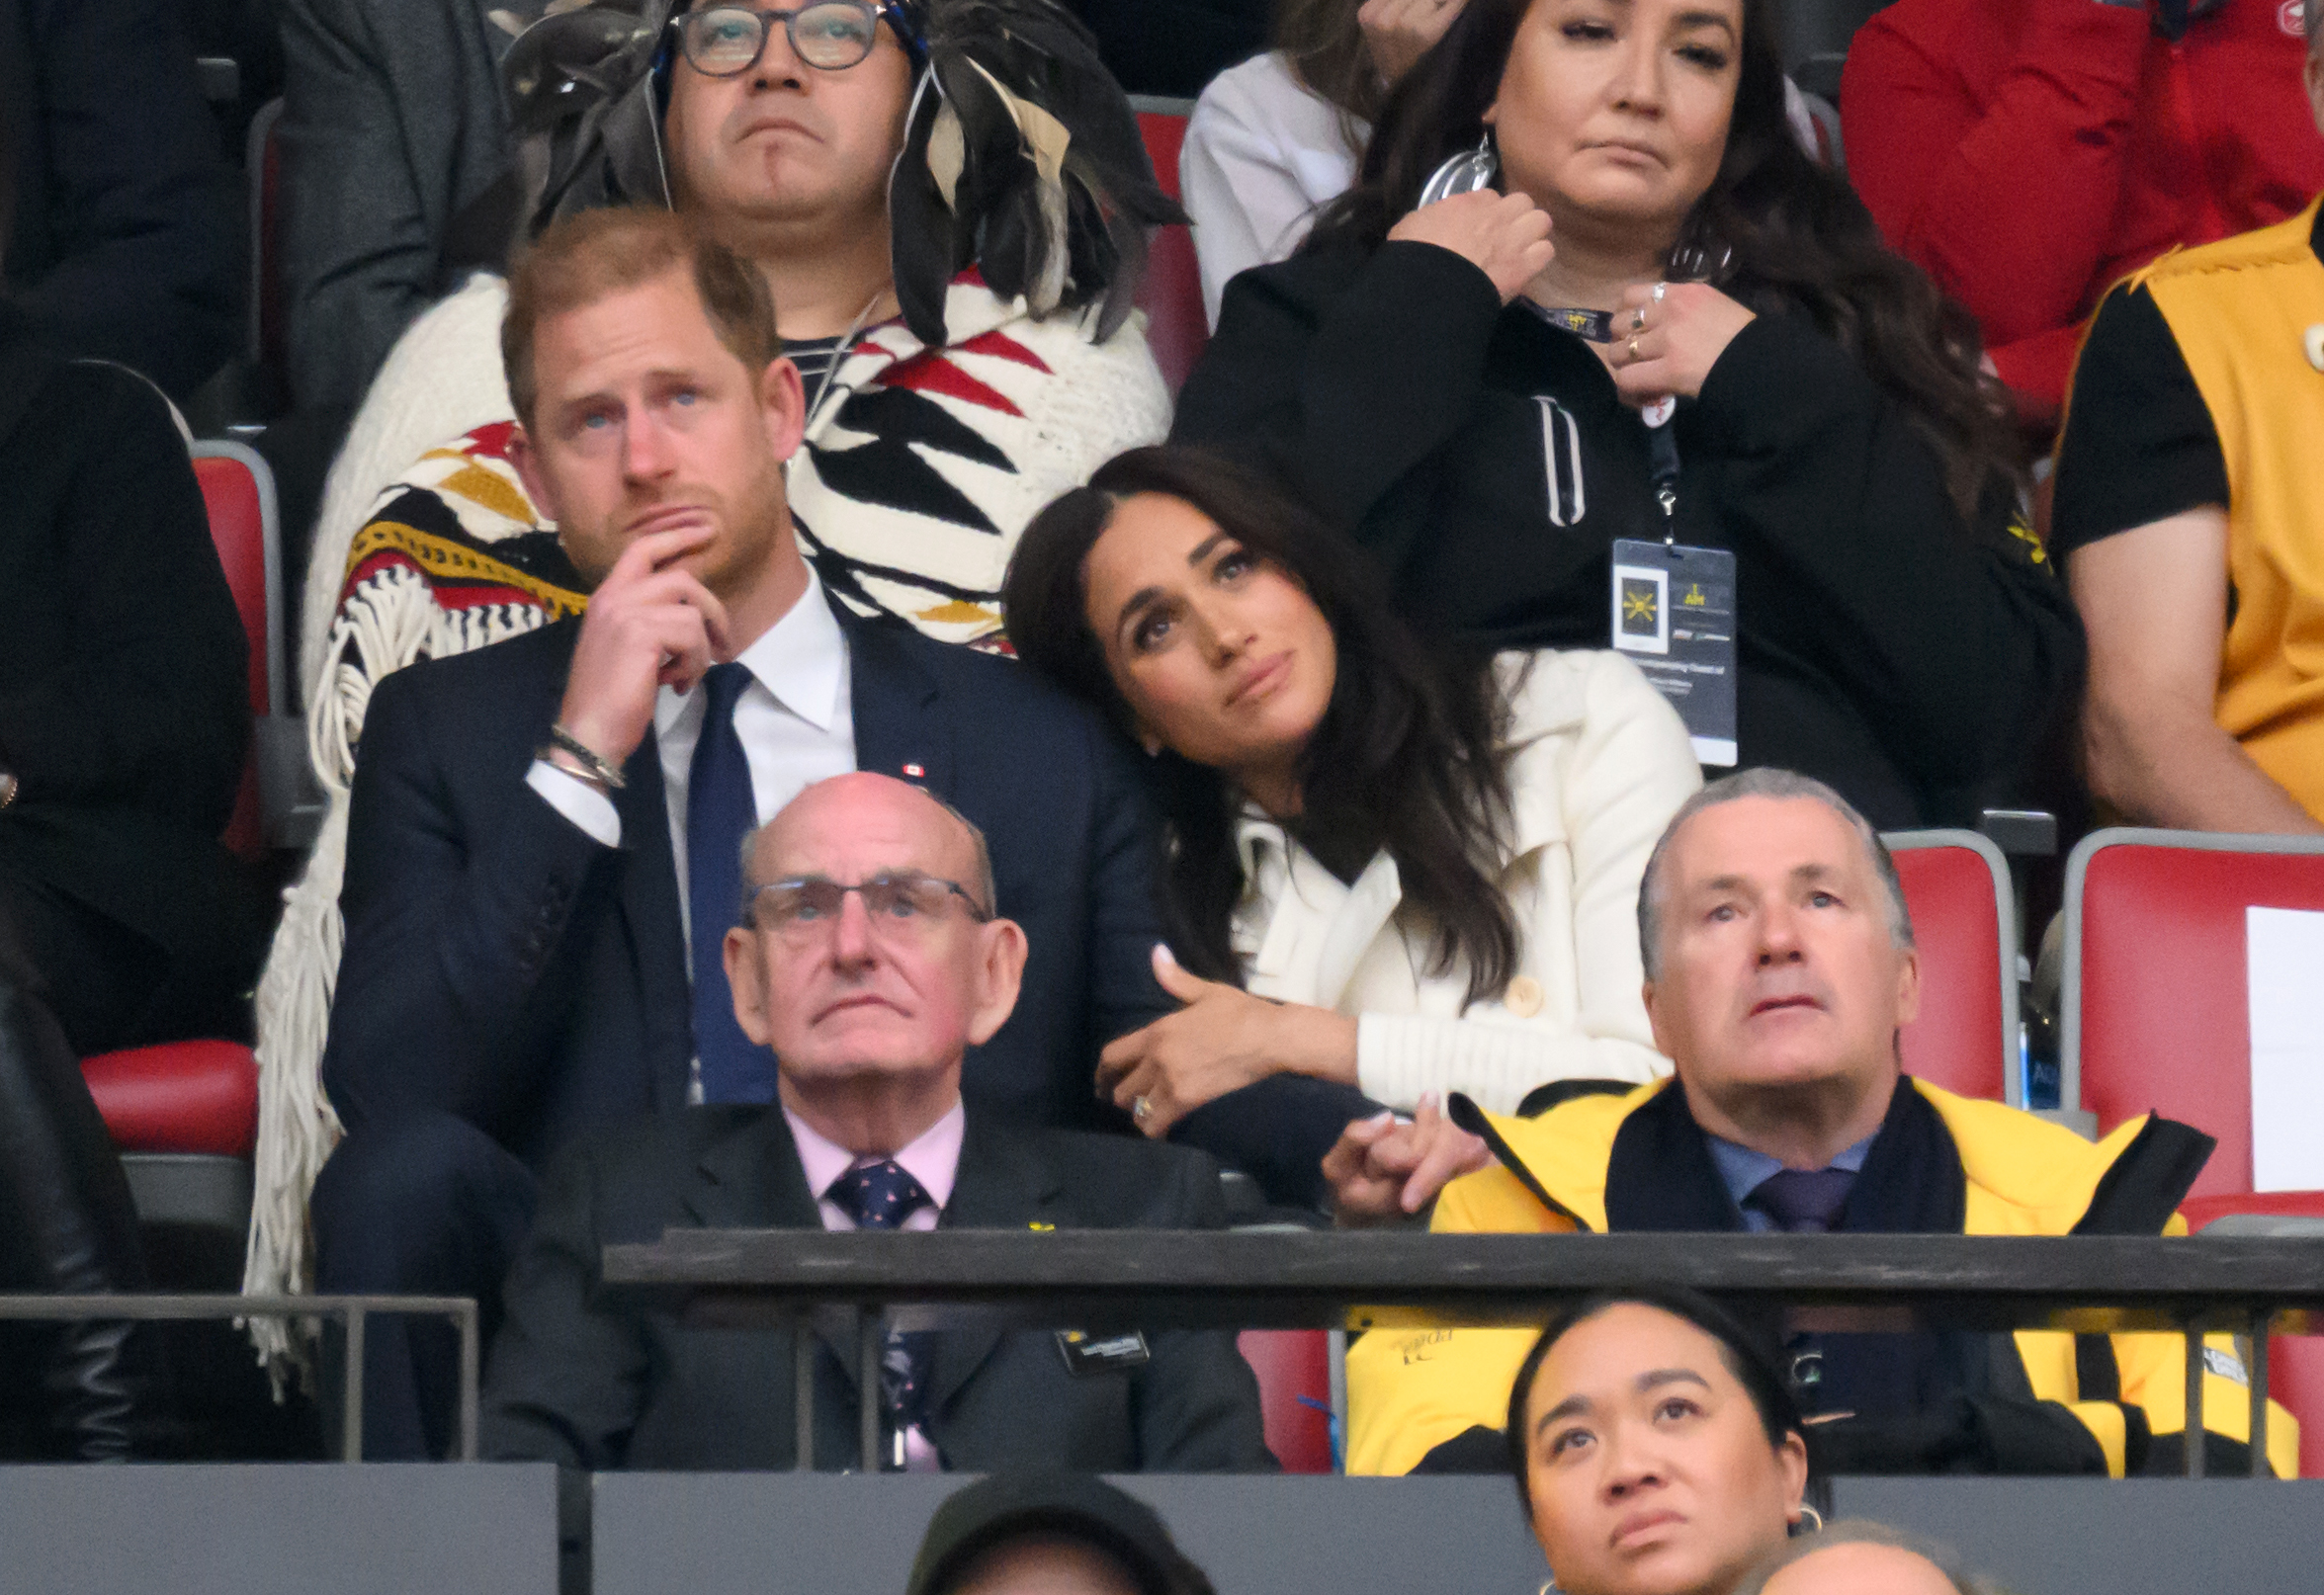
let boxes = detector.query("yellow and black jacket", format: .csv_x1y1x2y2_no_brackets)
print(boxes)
1346,1076,2299,1478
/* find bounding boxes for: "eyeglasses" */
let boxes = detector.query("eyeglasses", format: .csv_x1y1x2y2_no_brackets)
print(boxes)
745,871,992,939
669,2,899,76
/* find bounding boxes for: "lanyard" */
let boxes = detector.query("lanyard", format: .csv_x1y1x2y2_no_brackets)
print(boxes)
1530,303,1683,542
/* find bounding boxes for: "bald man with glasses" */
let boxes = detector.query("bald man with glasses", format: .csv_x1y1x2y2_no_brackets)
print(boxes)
480,772,1274,1475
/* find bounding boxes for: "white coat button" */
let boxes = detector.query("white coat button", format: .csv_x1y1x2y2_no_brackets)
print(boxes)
2307,324,2324,373
1505,975,1544,1018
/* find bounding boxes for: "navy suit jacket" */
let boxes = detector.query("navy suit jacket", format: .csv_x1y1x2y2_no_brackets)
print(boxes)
321,600,1173,1169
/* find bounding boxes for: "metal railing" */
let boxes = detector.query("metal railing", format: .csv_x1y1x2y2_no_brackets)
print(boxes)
601,1229,2324,1480
0,1293,479,1461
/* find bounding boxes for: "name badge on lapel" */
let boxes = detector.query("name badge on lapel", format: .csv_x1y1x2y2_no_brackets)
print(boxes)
1055,1329,1151,1376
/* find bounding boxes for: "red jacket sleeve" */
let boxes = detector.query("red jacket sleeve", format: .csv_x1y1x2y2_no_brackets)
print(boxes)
1842,0,2152,411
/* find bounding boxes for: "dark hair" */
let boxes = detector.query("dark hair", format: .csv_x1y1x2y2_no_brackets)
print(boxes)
502,205,783,426
1002,446,1522,1005
1302,0,2022,519
1504,1286,1814,1510
1272,0,1386,131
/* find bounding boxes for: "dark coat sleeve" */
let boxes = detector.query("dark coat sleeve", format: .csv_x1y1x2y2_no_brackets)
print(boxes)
479,1137,647,1470
319,664,617,1137
1691,312,2085,789
1080,724,1177,1050
0,363,247,831
276,0,512,415
1127,1145,1280,1471
1170,240,1507,578
4,0,238,400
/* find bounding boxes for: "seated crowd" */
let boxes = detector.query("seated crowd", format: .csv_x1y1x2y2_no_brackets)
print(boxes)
4,0,2322,1567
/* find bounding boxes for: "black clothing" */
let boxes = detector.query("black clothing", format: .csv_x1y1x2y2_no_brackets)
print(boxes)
2048,285,2230,555
0,0,239,401
481,1103,1277,1473
1171,240,2085,827
1068,0,1268,99
2049,196,2324,558
0,309,264,1054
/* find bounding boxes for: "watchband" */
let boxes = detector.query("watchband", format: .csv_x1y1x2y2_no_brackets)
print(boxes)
545,724,628,792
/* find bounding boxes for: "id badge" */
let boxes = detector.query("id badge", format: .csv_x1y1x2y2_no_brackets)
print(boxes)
1609,539,1737,767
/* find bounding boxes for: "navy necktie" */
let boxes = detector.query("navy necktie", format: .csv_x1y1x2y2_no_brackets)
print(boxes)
827,1160,939,1452
1749,1167,1856,1233
688,661,774,1103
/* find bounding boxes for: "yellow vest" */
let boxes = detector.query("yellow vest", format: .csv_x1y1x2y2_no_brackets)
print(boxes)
2135,199,2324,818
1343,1079,2300,1478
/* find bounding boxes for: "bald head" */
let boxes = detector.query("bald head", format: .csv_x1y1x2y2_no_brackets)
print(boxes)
1761,1542,1961,1595
724,773,1026,1153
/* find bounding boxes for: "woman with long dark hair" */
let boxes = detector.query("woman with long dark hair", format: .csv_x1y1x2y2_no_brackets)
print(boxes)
1503,1288,1823,1595
1168,0,2082,829
1004,447,1697,1206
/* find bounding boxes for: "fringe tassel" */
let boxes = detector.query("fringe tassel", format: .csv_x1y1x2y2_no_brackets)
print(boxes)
241,563,552,1388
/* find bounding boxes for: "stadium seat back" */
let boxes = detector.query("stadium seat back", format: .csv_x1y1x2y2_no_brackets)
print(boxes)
2182,1195,2324,1478
2063,829,2324,1197
191,442,282,861
247,97,287,384
1237,1329,1335,1472
1131,99,1207,395
1885,830,2018,1105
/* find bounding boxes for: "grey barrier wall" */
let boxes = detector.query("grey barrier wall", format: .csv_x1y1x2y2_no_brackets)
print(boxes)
0,1464,558,1595
589,1473,2324,1595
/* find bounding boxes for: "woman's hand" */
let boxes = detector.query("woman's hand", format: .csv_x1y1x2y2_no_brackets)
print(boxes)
1321,1094,1494,1226
1602,281,1756,406
1097,946,1358,1137
1358,0,1468,88
1386,190,1555,304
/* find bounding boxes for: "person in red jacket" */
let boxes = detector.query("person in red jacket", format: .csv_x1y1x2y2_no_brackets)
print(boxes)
1841,0,2324,429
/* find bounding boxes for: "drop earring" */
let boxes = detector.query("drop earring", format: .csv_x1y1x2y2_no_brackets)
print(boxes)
1419,130,1499,208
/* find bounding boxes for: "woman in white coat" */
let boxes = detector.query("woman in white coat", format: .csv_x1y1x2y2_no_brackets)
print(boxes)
1002,447,1699,1203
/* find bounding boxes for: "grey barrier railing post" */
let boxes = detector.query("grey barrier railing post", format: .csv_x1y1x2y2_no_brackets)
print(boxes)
794,1319,816,1472
343,1306,367,1464
2184,1328,2206,1478
2249,1312,2271,1479
459,1299,481,1463
857,1307,883,1473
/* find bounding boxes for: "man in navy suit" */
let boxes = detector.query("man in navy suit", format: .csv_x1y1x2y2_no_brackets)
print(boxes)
313,206,1172,1458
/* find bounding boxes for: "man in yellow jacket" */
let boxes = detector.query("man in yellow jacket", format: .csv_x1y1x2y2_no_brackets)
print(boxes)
1338,768,2298,1479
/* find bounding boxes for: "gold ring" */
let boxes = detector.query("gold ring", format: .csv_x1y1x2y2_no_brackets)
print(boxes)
1133,1095,1154,1123
1627,335,1641,361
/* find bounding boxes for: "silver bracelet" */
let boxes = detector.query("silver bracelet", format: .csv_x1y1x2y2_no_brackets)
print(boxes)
545,724,627,792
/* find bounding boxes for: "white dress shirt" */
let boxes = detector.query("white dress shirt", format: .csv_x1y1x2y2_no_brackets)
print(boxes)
526,567,857,950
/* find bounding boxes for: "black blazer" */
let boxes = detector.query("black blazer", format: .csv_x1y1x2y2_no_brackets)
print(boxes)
0,310,260,1016
479,1103,1277,1472
321,601,1173,1168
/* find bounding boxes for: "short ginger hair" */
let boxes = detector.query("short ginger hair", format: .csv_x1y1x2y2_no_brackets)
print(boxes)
500,206,784,426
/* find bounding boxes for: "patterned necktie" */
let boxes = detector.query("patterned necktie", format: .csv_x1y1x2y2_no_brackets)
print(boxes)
1748,1167,1856,1233
687,661,774,1104
826,1160,939,1453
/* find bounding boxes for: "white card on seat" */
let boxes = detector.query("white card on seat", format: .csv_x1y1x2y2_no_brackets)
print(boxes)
2246,905,2324,1192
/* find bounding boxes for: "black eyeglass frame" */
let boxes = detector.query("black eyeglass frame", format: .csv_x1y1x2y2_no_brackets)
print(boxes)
744,871,993,931
665,1,921,77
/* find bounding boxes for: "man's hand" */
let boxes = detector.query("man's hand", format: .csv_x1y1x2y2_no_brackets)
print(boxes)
1097,946,1358,1137
555,525,732,767
1386,190,1555,304
1322,1094,1493,1227
1358,0,1468,88
1602,281,1756,406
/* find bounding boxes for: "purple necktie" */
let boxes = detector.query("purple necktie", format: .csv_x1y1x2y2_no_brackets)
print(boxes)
688,661,772,1103
826,1160,938,1453
1748,1167,1856,1233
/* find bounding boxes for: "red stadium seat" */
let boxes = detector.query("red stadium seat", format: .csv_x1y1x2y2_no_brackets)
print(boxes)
1238,1329,1336,1472
1885,830,2018,1104
1132,99,1208,396
76,442,281,1272
2180,1193,2324,1479
2062,829,2324,1198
